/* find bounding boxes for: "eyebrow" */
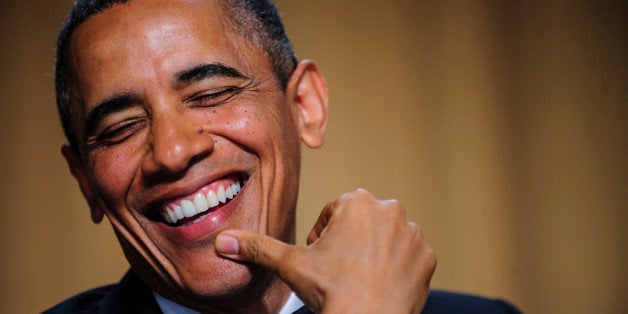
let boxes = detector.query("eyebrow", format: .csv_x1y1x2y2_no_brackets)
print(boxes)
83,63,246,138
175,62,247,85
84,93,139,138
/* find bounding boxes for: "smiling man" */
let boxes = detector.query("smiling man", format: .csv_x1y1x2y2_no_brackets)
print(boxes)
46,1,519,313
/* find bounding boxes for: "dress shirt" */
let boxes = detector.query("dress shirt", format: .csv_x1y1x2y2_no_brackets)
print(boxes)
153,291,305,314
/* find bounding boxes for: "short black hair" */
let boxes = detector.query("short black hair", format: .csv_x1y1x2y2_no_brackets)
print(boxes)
55,0,297,151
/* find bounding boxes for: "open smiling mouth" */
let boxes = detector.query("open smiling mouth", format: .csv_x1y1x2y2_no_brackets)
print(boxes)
159,174,247,226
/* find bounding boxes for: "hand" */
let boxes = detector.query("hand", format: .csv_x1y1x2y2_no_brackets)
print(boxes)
215,189,436,313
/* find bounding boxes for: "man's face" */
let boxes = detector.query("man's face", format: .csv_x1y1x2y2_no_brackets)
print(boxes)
64,0,320,303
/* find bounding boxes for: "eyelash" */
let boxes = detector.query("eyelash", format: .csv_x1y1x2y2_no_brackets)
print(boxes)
191,86,241,107
95,117,147,147
86,86,242,150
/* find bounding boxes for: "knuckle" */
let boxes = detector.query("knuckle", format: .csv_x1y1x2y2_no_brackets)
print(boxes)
338,190,354,201
416,230,436,269
243,239,263,262
411,222,424,236
385,198,404,213
425,246,437,270
336,189,375,213
379,199,406,220
407,221,420,233
345,188,372,201
413,225,426,243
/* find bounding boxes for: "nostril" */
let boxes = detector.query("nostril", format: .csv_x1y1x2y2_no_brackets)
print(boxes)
141,114,215,179
142,135,215,181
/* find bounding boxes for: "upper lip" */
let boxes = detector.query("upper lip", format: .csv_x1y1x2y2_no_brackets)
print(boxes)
137,169,248,221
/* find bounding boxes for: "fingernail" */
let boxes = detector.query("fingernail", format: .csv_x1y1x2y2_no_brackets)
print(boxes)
216,235,239,255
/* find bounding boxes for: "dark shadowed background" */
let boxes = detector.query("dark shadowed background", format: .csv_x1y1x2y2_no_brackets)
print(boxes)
0,1,626,313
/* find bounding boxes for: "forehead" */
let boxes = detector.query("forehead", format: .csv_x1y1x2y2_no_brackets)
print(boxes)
68,0,262,107
72,0,231,61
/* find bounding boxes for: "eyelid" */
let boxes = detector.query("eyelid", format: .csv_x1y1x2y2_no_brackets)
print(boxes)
84,93,139,139
85,110,147,149
188,85,243,105
86,104,144,135
101,116,145,136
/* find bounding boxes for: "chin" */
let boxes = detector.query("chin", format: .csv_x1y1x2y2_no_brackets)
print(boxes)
174,260,275,311
186,260,258,295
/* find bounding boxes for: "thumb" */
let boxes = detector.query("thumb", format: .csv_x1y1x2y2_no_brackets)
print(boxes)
216,230,323,311
215,230,292,270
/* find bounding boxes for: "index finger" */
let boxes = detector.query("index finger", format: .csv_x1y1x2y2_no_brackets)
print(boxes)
306,199,336,245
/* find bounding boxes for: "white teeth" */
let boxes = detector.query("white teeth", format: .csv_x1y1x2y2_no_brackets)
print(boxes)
217,185,227,203
181,200,197,218
161,211,173,224
207,190,219,207
166,208,177,224
193,192,209,213
173,205,184,220
192,213,209,224
226,185,234,199
162,179,242,224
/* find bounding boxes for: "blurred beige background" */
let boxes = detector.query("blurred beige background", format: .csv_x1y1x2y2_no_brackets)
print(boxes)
1,1,626,313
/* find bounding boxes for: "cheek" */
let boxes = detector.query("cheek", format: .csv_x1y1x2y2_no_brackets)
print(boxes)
225,105,299,238
211,104,283,156
90,148,141,208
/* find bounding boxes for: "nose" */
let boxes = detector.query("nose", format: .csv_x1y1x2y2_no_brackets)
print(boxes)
141,109,214,177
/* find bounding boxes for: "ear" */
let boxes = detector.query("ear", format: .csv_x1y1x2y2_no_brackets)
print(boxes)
286,60,329,148
61,143,104,223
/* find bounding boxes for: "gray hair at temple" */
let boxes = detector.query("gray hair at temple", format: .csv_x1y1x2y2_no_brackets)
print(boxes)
55,0,297,152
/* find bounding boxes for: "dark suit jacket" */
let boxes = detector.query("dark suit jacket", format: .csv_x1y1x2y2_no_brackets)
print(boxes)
44,271,521,313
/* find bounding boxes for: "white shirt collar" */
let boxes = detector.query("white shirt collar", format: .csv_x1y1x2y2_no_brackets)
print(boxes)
278,292,306,314
153,291,305,314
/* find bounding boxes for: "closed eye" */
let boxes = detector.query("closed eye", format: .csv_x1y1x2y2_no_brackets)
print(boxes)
86,116,147,149
189,86,243,107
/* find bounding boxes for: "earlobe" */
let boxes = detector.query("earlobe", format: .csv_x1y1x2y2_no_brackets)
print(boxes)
61,143,104,223
286,60,329,148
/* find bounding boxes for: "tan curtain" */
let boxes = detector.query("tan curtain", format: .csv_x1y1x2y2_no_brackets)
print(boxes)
1,1,625,313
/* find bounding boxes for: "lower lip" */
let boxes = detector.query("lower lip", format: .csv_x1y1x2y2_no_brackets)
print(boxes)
158,185,243,244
